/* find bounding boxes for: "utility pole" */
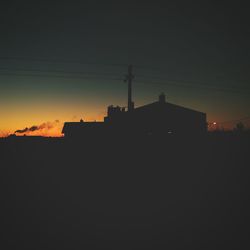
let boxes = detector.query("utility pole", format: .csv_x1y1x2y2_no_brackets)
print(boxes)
124,65,134,112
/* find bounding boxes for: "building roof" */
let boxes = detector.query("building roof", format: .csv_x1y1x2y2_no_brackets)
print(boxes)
134,101,206,116
62,121,104,134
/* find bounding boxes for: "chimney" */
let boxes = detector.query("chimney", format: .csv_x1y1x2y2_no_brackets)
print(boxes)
159,93,166,103
126,65,134,112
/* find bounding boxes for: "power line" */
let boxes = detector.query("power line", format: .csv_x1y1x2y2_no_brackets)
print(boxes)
134,80,250,95
0,56,127,68
1,57,250,85
136,75,250,92
0,67,121,78
0,64,250,95
135,65,250,86
1,58,249,88
0,72,123,81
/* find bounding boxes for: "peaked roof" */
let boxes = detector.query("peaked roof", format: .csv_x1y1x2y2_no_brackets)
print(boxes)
62,121,104,133
134,101,206,115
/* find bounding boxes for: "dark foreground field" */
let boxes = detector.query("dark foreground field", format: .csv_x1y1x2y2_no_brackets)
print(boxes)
1,133,250,249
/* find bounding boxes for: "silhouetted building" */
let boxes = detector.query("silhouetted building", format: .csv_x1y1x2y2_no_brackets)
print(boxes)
62,66,206,138
62,93,207,138
62,121,107,138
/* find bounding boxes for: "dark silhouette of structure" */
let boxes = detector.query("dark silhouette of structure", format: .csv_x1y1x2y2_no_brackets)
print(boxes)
62,65,207,138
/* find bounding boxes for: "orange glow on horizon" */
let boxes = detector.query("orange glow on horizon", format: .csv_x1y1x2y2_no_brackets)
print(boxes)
1,106,248,138
0,114,105,138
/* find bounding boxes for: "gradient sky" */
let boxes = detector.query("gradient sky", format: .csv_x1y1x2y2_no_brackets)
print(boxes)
1,1,250,136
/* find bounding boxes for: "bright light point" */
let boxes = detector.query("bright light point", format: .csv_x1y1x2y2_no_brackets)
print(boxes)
213,122,217,125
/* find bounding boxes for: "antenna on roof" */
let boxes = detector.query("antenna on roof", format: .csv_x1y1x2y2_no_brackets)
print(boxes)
124,65,134,112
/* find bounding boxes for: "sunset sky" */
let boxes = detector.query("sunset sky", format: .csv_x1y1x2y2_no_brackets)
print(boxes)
1,1,250,137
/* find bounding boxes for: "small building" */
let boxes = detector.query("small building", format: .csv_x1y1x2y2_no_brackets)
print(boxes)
62,121,107,139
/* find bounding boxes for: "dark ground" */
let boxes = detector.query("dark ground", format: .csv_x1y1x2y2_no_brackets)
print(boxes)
1,133,250,249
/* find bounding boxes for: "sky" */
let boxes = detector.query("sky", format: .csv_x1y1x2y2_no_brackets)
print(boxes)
1,1,250,136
